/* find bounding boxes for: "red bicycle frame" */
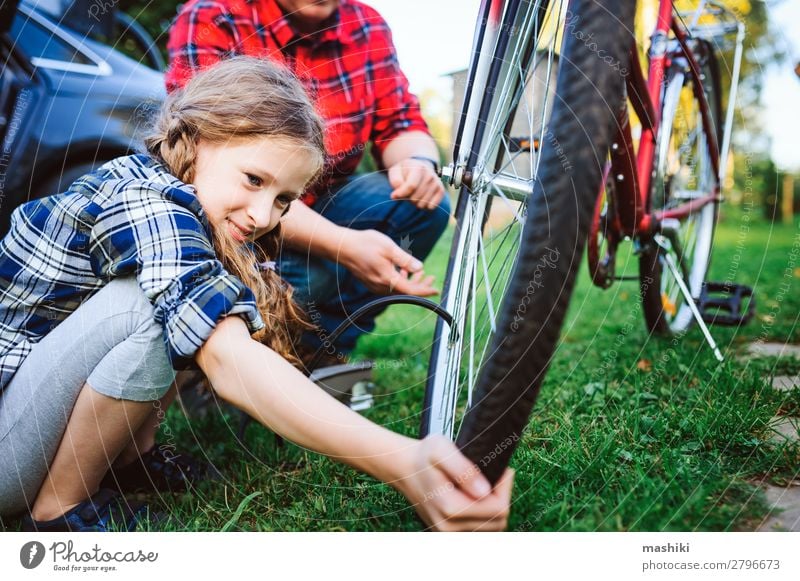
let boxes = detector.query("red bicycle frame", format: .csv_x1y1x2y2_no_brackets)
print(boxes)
601,0,721,243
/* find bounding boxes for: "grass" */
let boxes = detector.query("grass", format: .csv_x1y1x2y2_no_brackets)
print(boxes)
6,207,797,532
136,205,798,531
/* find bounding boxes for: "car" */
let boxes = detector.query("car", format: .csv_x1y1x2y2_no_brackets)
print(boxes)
0,0,165,236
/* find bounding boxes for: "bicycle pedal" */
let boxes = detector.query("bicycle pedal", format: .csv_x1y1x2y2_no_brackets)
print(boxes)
696,282,756,326
310,360,376,410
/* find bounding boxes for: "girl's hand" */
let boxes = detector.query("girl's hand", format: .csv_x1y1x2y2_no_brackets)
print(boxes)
397,435,514,531
337,229,438,296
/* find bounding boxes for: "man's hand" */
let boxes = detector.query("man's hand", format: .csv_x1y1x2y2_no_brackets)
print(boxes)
336,229,438,296
388,157,445,211
396,436,514,532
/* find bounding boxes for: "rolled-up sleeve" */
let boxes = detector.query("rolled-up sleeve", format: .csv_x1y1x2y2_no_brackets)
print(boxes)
88,179,264,369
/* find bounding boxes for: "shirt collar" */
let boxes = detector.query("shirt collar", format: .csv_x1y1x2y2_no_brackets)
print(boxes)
259,0,355,48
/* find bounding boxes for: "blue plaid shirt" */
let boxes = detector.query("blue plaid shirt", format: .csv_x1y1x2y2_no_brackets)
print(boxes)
0,154,264,390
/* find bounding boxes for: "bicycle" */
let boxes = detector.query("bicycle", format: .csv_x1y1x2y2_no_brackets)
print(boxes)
422,0,748,485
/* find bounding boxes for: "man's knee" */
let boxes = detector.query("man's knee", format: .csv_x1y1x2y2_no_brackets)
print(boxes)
324,172,392,209
346,171,393,198
428,194,451,237
396,194,451,254
279,252,342,308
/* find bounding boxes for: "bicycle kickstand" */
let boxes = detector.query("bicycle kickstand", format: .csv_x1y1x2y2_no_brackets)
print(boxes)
654,235,724,363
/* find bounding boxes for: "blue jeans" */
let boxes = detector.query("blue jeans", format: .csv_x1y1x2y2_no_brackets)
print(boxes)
278,172,451,355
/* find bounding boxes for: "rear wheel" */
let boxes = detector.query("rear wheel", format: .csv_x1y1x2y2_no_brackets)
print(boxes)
640,41,722,335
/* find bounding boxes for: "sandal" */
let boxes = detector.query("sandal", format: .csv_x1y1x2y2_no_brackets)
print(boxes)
22,489,157,532
100,444,216,494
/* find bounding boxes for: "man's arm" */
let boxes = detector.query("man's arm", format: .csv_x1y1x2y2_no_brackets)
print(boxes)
381,131,445,211
280,201,437,296
380,130,440,169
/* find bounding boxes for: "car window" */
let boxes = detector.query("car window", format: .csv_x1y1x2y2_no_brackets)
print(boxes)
11,12,93,65
86,26,155,70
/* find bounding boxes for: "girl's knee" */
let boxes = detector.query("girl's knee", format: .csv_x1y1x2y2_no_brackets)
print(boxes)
88,373,175,403
87,336,176,401
102,276,156,321
87,284,176,401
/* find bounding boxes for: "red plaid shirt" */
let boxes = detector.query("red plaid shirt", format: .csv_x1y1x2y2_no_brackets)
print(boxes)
166,0,430,204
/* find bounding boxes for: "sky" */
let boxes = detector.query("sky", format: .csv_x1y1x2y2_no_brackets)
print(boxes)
367,0,800,171
366,0,481,97
759,0,800,171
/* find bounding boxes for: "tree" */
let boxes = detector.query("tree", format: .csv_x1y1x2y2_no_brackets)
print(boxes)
118,0,183,57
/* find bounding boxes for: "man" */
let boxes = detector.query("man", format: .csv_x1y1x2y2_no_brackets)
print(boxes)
166,0,450,362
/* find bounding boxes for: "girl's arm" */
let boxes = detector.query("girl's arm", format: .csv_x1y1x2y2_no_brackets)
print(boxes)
196,315,513,531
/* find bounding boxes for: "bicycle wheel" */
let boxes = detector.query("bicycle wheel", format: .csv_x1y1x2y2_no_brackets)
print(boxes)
422,0,562,439
640,40,722,334
435,0,636,485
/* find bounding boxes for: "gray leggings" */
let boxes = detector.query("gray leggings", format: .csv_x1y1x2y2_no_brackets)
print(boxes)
0,276,176,517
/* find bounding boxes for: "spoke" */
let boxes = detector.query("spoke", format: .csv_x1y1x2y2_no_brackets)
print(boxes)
498,134,523,182
450,193,489,423
684,218,699,265
471,222,525,367
518,57,533,134
457,203,525,423
494,135,522,179
495,148,528,181
468,252,477,409
478,232,498,334
481,218,522,293
480,1,555,177
479,222,521,307
535,0,565,174
475,266,518,373
517,48,537,168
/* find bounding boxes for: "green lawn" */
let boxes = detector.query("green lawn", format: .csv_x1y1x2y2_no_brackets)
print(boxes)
106,209,800,530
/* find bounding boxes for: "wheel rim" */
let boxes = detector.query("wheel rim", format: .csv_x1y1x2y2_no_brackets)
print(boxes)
425,0,567,439
653,63,718,334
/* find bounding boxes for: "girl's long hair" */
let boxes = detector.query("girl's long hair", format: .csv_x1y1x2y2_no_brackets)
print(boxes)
144,56,325,367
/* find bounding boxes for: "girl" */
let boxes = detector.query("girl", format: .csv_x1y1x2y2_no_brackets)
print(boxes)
0,57,513,532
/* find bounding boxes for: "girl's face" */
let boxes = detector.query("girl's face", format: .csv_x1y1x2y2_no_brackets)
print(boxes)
193,137,317,243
